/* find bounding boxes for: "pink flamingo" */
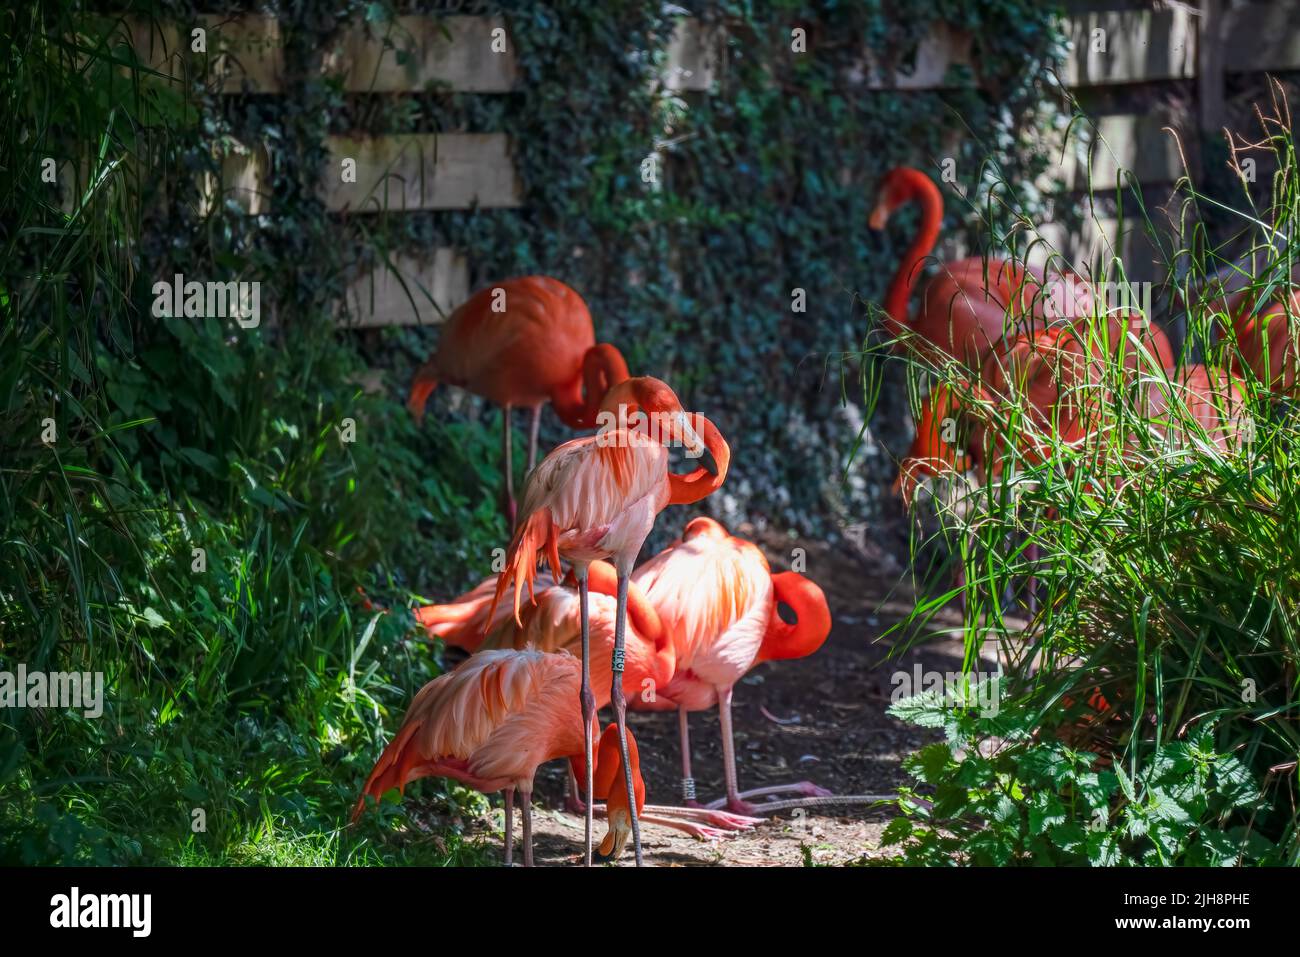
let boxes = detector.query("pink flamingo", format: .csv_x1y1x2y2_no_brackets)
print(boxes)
408,276,629,523
631,517,833,814
352,649,642,865
488,376,731,865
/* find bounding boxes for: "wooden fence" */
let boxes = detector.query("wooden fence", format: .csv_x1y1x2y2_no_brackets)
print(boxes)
108,2,1300,325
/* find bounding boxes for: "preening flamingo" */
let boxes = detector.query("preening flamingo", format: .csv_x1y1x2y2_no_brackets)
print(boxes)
631,517,832,814
407,276,629,524
479,560,761,838
489,376,731,865
352,649,643,866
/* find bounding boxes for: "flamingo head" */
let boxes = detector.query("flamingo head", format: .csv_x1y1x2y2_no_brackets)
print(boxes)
870,167,923,230
598,376,719,476
577,723,645,864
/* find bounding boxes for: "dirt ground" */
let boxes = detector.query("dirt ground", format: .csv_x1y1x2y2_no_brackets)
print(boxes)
468,532,994,867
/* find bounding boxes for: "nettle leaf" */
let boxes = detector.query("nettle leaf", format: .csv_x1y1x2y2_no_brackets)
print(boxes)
1027,792,1067,833
990,793,1020,826
1115,764,1137,802
1147,788,1193,825
1073,770,1117,810
880,815,914,847
905,742,956,785
1050,822,1089,855
1087,830,1125,866
1214,756,1261,808
887,689,958,729
965,828,1015,866
954,754,996,788
1018,744,1071,787
1190,828,1242,866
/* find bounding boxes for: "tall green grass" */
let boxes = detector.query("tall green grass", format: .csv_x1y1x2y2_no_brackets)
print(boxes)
877,88,1300,863
1,3,503,864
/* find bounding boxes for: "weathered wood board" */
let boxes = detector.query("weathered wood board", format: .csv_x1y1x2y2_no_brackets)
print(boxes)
322,134,522,211
339,249,469,327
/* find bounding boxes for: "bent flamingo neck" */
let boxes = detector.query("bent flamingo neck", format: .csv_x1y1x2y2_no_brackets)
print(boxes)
667,414,730,505
882,169,944,329
756,572,831,664
552,343,630,429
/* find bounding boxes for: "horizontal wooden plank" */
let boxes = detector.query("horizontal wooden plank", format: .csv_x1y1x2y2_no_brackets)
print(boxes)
1029,216,1165,285
338,250,469,327
322,15,516,93
1061,5,1197,87
1039,113,1187,193
884,21,974,90
108,14,284,92
322,133,522,211
109,5,1300,102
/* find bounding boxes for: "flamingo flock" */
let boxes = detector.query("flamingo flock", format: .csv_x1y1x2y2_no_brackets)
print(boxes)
354,276,832,866
872,166,1293,510
351,165,1295,867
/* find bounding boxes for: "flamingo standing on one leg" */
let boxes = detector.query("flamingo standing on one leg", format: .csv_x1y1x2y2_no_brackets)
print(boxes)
352,649,644,866
488,376,731,866
630,517,832,815
407,276,629,525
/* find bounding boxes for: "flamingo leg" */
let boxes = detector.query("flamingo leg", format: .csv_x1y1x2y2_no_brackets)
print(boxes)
678,706,700,807
611,570,643,866
564,762,585,815
501,404,516,529
503,787,514,865
526,404,542,475
575,563,594,867
717,685,757,816
1025,538,1039,615
639,804,762,830
521,788,534,867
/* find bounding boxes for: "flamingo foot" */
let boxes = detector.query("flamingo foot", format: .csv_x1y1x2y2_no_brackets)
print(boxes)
638,815,731,842
640,804,763,830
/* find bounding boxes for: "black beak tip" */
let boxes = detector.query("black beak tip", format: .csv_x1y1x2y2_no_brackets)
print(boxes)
699,447,718,477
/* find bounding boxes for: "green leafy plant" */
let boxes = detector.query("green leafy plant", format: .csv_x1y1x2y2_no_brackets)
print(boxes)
876,690,1275,866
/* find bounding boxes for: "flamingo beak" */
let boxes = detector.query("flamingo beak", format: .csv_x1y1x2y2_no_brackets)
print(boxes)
676,413,713,472
593,808,632,863
869,203,889,231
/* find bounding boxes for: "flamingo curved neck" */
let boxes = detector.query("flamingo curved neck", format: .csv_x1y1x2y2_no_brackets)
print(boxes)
883,170,944,328
757,573,831,663
586,562,664,648
668,415,730,506
552,344,630,429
